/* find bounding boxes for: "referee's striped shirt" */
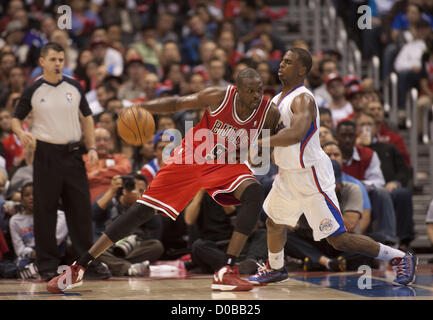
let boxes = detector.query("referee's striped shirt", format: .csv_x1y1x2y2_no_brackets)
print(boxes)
14,76,92,145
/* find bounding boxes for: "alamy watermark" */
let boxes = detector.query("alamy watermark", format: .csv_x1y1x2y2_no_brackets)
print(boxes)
57,5,72,30
357,264,372,289
357,5,372,30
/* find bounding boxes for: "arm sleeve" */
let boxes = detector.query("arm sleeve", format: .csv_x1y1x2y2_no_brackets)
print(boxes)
363,151,386,189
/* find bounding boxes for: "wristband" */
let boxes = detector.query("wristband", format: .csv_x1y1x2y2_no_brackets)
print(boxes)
89,147,97,152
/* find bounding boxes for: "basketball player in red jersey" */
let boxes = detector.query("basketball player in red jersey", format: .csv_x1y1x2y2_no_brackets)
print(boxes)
47,68,280,293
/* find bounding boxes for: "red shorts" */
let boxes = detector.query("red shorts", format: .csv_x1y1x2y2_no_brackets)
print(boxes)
137,163,257,220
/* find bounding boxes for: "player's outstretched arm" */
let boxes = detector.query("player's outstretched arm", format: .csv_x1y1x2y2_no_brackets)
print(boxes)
136,87,226,114
261,93,316,147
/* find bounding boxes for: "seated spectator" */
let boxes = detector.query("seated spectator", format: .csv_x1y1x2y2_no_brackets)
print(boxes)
206,58,231,87
104,98,123,116
343,84,367,121
284,161,379,272
89,82,116,118
355,112,415,250
90,37,123,77
93,175,163,276
156,115,176,132
9,183,68,279
319,107,334,131
367,100,411,167
131,136,155,174
181,14,208,66
325,73,354,127
319,125,336,147
192,40,218,80
184,189,267,274
140,131,174,185
0,66,25,112
322,142,372,234
336,120,398,244
394,19,431,111
313,58,338,108
117,55,147,102
84,127,132,203
8,142,34,197
155,12,179,44
217,29,243,69
142,72,160,102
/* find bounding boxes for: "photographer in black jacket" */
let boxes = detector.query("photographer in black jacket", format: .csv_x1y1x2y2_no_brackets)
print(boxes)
92,173,163,276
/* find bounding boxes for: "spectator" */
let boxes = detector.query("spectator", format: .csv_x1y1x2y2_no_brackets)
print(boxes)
162,62,188,95
9,183,68,279
355,112,415,250
69,0,102,47
335,120,398,244
140,131,174,186
0,52,17,90
0,0,25,33
319,107,334,131
104,98,123,116
92,175,163,276
217,29,243,69
131,137,155,174
84,127,132,203
156,115,176,132
319,125,336,147
206,58,230,87
130,27,161,71
256,61,277,99
89,82,116,118
233,0,258,47
159,41,182,75
192,40,218,79
313,58,338,107
155,12,179,44
118,56,147,102
417,33,433,139
181,14,208,66
142,72,160,102
89,37,124,77
344,85,367,121
322,142,372,235
0,21,29,65
367,100,411,167
185,189,267,274
394,19,431,111
325,73,354,127
0,66,25,113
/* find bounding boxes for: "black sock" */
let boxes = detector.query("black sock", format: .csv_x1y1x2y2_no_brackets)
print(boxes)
77,252,95,268
225,254,237,266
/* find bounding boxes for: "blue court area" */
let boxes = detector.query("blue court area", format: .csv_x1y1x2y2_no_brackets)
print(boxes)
293,271,433,298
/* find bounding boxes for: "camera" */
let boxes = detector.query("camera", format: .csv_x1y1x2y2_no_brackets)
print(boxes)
112,234,142,257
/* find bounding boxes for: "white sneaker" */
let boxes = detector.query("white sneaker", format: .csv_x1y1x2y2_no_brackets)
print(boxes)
128,260,150,276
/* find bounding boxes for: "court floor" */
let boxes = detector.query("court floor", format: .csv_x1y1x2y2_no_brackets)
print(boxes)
1,263,432,300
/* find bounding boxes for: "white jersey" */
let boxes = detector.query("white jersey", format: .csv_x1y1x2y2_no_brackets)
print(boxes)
272,85,326,170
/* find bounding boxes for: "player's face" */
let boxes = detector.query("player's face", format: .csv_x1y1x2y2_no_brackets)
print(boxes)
278,51,301,83
237,77,263,110
40,49,65,78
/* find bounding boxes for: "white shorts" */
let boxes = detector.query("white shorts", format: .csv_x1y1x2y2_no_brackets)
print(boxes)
263,156,346,241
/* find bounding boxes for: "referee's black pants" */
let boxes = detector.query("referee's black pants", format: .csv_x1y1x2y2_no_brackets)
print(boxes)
33,140,94,274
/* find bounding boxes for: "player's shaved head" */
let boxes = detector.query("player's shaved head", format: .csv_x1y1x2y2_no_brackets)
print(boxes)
288,47,312,75
236,68,261,87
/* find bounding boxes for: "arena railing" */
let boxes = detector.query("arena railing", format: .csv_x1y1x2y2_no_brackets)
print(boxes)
367,56,380,91
406,88,419,186
383,72,399,128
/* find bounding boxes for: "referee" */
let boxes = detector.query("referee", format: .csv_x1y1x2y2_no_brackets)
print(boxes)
11,42,110,281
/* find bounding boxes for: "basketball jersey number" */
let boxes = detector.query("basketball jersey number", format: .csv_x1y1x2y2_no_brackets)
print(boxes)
205,144,227,161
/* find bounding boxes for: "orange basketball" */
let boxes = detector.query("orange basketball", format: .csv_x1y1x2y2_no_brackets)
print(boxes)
117,106,155,146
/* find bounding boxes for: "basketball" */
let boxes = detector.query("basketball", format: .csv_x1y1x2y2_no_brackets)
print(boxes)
117,106,155,146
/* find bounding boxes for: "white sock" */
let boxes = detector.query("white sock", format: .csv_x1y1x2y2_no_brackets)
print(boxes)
376,243,405,262
268,249,284,270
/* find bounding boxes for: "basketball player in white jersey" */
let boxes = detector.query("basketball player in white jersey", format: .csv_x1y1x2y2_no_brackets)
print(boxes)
248,48,417,286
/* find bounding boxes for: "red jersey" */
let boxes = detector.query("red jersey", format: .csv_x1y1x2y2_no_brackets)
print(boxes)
167,85,272,165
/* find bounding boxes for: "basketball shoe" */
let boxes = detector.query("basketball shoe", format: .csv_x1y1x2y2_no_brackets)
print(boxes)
46,262,86,294
390,252,418,286
212,265,253,291
247,261,289,286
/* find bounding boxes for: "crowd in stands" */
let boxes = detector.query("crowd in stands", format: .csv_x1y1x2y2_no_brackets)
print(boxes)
0,0,431,279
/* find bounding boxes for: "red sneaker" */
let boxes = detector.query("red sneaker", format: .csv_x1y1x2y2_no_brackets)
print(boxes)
212,266,253,291
46,262,86,294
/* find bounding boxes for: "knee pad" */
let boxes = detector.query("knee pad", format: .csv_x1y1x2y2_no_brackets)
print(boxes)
234,183,265,236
